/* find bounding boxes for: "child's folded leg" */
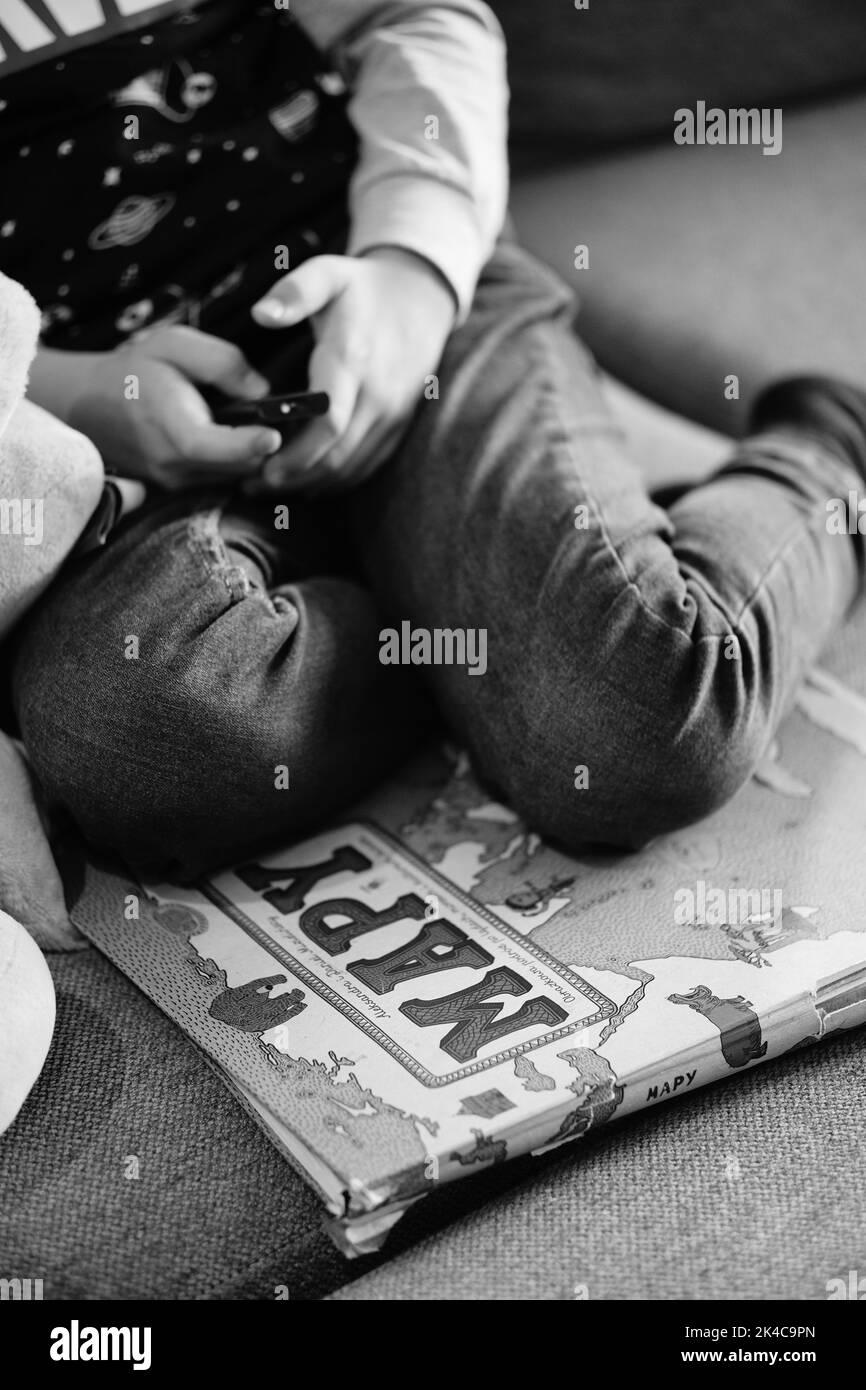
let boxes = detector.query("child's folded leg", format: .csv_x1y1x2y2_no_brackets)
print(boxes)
11,493,431,880
348,238,866,851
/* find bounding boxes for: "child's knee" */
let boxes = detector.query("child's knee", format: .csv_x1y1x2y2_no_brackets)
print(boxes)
474,678,760,852
12,568,416,878
15,623,267,876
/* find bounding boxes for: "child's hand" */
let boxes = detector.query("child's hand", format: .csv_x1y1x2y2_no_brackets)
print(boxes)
249,249,457,492
35,327,283,491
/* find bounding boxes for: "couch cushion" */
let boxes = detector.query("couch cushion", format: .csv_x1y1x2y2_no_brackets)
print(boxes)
510,94,866,434
492,0,866,160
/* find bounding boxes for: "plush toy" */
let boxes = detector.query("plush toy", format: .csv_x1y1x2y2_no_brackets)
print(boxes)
0,271,106,1134
0,908,56,1134
0,273,106,634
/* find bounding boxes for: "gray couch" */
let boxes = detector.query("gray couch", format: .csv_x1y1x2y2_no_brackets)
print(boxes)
3,0,865,1300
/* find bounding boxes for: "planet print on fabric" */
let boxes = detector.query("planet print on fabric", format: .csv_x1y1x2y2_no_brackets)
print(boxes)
88,194,176,250
268,90,319,143
112,63,217,123
115,298,156,335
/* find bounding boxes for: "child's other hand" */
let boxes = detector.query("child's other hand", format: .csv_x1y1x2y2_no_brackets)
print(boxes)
59,327,283,490
249,249,456,492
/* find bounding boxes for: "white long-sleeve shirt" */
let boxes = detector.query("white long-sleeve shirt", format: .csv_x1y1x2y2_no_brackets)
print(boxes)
293,1,509,316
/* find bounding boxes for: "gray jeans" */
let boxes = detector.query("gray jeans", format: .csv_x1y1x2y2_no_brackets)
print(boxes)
13,241,864,876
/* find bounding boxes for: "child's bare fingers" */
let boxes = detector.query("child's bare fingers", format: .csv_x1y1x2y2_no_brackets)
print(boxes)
264,418,338,481
299,396,380,491
240,419,342,496
258,346,359,488
138,326,269,400
252,257,354,328
349,419,407,487
303,404,402,494
176,422,282,470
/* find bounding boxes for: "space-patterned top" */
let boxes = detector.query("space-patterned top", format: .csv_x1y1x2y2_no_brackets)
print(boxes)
0,0,357,350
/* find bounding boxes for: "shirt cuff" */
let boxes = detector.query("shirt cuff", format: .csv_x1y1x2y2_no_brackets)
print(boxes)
347,174,491,323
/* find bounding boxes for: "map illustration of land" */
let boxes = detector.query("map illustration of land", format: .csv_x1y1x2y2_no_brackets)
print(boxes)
362,669,866,1049
70,867,437,1198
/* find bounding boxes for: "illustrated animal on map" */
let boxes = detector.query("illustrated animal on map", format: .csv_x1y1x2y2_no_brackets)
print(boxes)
504,874,576,916
208,975,306,1034
667,985,767,1068
449,1128,507,1167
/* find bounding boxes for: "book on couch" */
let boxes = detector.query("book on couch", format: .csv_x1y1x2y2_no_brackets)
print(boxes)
71,666,866,1256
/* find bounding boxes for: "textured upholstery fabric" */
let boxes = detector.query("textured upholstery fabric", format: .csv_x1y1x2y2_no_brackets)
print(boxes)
510,94,866,435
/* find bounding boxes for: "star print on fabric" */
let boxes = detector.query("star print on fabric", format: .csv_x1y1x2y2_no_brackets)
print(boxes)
116,299,155,335
205,265,245,302
133,143,174,165
318,73,347,98
41,306,73,334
